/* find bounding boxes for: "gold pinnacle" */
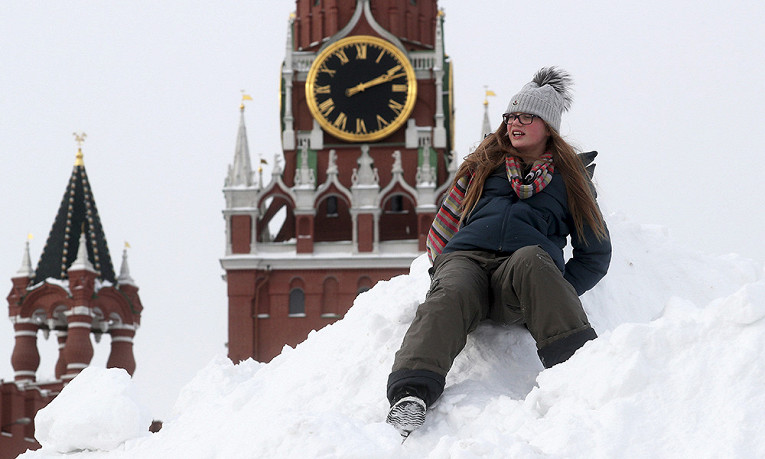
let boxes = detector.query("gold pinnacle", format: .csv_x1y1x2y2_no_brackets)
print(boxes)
73,132,87,166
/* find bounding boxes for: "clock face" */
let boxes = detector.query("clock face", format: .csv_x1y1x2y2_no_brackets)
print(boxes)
305,35,417,143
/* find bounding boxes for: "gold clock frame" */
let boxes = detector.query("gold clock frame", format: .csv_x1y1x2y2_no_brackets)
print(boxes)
305,35,417,143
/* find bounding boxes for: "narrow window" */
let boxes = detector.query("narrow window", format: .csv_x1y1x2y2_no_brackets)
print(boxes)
289,288,306,316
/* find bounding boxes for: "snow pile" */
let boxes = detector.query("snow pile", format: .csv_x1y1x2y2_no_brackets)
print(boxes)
21,215,765,458
33,367,152,453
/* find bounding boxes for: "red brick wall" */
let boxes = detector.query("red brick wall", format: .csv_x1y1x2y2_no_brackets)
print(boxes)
231,215,251,254
246,267,407,362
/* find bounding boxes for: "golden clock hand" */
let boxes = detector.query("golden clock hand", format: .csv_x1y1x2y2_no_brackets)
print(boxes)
346,71,407,97
345,80,374,96
346,75,387,96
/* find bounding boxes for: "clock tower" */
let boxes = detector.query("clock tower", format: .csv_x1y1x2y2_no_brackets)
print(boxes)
222,0,456,363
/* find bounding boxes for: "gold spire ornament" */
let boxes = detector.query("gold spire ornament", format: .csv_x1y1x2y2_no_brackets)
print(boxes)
240,91,253,110
73,132,87,166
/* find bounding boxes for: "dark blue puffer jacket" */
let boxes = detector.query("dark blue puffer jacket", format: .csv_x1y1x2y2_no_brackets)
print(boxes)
442,154,611,295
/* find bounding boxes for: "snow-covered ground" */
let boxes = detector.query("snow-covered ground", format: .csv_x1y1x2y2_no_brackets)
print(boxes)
21,213,765,458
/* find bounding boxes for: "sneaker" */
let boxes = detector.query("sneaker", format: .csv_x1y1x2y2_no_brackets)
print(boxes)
386,395,426,438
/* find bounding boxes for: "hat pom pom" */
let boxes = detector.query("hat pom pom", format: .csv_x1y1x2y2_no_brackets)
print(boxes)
532,67,573,111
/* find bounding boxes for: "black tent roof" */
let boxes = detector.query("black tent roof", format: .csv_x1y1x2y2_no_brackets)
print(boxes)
33,151,116,284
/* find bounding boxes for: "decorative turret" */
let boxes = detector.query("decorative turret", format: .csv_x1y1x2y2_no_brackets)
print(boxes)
7,134,143,385
117,244,136,286
223,97,261,255
16,237,34,279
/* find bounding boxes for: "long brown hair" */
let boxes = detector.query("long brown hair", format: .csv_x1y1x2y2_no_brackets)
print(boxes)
454,121,608,243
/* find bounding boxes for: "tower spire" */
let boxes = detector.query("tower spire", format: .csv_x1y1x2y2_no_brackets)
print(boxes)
69,228,95,273
226,95,254,187
16,235,34,278
33,135,115,284
117,242,136,286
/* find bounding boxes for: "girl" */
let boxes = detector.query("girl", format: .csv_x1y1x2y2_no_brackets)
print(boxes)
386,67,612,438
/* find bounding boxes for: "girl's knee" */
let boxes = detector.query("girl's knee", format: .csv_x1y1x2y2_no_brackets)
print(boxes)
512,245,555,270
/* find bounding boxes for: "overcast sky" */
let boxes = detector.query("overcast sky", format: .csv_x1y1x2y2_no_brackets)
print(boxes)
1,0,763,420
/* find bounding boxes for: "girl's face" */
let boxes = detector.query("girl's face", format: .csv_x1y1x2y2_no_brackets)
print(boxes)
506,113,550,159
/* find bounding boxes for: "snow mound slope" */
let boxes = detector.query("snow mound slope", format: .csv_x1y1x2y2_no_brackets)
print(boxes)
22,215,765,458
32,367,151,454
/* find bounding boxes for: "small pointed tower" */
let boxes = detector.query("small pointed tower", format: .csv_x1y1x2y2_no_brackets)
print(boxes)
481,87,496,140
223,96,259,256
6,135,143,385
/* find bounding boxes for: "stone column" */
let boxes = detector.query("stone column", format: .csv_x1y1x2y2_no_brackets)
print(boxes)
54,330,68,380
62,306,94,381
107,325,136,376
10,320,39,382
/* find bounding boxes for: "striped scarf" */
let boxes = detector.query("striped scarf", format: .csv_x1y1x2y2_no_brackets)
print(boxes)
426,154,554,262
506,153,555,199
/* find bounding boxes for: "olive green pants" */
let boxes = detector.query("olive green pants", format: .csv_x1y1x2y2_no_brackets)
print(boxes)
392,246,593,377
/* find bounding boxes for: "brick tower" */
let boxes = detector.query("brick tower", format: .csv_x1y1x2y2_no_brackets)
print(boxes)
221,0,456,363
2,139,143,457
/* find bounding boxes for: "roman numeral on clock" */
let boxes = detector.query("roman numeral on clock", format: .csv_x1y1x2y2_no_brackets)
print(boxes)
388,99,404,115
319,63,336,77
354,44,367,60
335,49,350,65
356,118,368,134
332,112,348,130
318,98,335,116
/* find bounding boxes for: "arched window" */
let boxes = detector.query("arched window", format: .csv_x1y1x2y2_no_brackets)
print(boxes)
380,193,416,241
315,195,352,242
326,196,338,217
289,288,305,317
387,195,406,214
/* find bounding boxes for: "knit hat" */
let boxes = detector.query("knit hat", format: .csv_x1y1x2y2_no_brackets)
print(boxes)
505,67,573,132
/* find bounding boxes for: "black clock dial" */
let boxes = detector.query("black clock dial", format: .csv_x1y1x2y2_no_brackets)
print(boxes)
306,36,417,142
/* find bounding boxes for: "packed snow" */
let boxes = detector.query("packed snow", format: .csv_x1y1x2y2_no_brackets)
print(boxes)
21,213,765,458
